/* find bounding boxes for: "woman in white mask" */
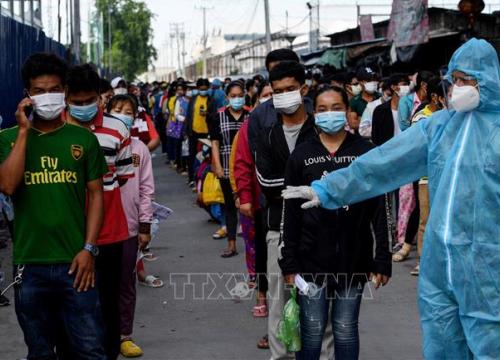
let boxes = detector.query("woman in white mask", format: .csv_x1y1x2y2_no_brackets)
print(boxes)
281,86,391,360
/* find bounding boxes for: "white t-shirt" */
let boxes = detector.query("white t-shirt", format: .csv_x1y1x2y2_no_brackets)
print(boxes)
359,98,383,138
392,109,401,136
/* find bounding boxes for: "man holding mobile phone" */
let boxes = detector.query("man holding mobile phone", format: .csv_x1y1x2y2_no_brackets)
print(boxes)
0,53,107,359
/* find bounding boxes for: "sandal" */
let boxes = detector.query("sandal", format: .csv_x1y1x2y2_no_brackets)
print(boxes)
392,243,411,262
142,253,158,262
252,304,268,318
138,275,164,288
0,294,10,306
410,264,420,276
220,250,238,258
257,335,269,349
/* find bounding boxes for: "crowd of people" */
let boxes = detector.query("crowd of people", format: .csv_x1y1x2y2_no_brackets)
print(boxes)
0,36,499,360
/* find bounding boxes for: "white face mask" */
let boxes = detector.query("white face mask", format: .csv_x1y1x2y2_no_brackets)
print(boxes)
364,81,378,94
397,85,411,98
449,85,480,112
31,93,66,121
260,96,271,104
351,84,362,96
114,88,128,95
273,90,302,115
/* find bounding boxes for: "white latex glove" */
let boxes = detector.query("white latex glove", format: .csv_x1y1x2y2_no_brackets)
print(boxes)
282,186,321,209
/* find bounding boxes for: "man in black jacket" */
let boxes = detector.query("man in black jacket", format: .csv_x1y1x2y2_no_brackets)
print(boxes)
255,60,319,360
372,74,409,146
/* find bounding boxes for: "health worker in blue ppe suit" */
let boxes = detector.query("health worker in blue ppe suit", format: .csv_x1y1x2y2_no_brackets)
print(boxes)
282,38,500,359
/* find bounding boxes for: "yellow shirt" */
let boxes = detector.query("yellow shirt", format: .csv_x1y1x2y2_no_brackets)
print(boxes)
167,96,177,122
192,96,209,134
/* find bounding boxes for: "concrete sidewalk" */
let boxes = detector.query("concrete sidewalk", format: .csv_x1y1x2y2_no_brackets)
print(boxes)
0,154,422,360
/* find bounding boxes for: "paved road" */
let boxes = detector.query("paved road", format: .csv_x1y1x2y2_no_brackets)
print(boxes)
0,154,422,360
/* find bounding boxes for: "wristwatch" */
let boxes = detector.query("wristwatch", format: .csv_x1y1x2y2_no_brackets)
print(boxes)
83,243,99,257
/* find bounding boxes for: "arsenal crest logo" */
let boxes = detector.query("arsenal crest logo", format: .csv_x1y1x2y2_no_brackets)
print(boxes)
71,145,83,160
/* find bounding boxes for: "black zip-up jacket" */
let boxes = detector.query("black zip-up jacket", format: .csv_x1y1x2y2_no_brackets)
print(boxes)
255,113,317,231
279,133,392,284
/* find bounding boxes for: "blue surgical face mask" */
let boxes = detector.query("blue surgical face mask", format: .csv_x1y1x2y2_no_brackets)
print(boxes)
68,102,99,122
111,112,134,129
199,90,208,97
229,97,245,111
314,111,347,134
191,89,199,97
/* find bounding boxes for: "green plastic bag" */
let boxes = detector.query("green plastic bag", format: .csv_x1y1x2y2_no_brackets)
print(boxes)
277,287,301,352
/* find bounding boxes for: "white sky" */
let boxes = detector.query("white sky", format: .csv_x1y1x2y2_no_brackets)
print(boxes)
41,0,500,67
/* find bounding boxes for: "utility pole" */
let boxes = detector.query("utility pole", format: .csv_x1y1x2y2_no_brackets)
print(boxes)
307,1,320,52
57,0,61,43
264,0,271,53
73,0,81,62
307,2,312,52
170,23,185,76
316,0,320,49
180,31,187,75
108,5,112,74
196,4,213,78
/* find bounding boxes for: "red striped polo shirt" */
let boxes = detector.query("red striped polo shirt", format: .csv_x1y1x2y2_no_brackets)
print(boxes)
90,111,134,245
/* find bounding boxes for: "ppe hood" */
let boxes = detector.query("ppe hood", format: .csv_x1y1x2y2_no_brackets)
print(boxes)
446,38,500,112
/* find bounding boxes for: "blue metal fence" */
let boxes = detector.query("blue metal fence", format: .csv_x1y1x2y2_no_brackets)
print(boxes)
0,14,67,128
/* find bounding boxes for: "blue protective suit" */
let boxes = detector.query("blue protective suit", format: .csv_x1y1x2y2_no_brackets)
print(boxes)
311,38,500,359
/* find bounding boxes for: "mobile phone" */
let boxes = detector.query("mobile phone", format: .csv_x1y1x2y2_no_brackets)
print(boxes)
24,105,33,118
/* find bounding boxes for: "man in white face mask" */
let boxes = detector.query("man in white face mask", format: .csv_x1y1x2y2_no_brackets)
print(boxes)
282,38,500,359
348,67,380,131
255,60,333,359
0,53,107,358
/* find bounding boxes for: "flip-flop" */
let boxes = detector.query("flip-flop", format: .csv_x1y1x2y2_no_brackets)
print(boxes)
257,335,269,349
138,275,164,288
252,305,268,317
220,250,238,258
142,253,158,262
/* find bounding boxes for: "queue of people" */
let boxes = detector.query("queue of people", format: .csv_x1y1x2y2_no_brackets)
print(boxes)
0,36,498,360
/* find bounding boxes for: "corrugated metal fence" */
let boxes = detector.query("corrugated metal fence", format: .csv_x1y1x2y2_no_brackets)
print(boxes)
0,14,68,128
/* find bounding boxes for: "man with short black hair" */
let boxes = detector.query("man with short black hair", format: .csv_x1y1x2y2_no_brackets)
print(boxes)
255,60,319,360
348,67,380,131
0,53,107,359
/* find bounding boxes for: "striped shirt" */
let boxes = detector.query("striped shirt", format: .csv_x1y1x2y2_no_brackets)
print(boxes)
90,112,134,244
210,107,249,178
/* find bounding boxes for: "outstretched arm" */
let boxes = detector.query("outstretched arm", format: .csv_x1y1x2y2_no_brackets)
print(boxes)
284,120,430,210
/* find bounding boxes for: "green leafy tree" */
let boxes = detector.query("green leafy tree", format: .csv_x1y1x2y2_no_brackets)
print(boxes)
96,0,157,80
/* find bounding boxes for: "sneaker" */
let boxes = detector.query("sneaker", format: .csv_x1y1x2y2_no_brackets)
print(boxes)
410,264,420,276
120,339,143,357
212,227,227,239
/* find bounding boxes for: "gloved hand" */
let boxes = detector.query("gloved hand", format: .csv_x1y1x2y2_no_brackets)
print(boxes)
282,186,321,209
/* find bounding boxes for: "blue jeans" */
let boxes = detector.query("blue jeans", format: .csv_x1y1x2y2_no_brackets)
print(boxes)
297,283,364,360
14,264,106,360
